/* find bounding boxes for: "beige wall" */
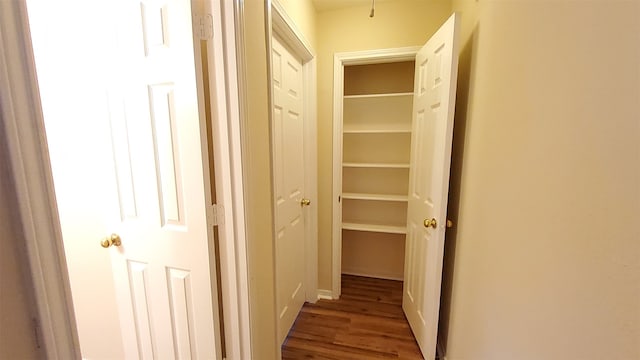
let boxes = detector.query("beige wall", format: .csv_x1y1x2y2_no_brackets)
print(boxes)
245,0,640,358
241,1,278,359
316,0,453,289
276,0,317,51
0,131,42,359
439,0,640,359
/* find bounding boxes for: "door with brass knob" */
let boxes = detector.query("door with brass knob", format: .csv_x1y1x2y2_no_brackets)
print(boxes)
403,13,460,360
37,0,224,357
100,234,121,248
271,36,309,345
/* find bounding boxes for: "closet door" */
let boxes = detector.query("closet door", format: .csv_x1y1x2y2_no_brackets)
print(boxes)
271,36,307,345
403,13,460,360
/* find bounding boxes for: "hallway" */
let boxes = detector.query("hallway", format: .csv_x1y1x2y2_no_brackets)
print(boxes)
282,275,423,359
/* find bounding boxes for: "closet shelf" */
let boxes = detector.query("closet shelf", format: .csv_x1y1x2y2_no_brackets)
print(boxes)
342,222,407,234
343,123,412,134
344,92,414,99
343,162,410,169
342,192,408,202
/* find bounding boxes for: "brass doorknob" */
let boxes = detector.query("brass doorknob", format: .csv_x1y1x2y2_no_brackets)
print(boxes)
446,219,454,228
423,218,437,229
300,198,311,206
101,234,122,248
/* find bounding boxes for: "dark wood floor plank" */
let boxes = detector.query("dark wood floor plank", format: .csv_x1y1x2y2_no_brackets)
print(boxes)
282,275,424,360
284,336,397,360
305,299,406,319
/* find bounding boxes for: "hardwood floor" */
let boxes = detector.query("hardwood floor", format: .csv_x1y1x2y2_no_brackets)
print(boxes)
281,275,424,360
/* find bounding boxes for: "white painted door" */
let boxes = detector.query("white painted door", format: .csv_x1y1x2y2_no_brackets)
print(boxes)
105,0,221,358
404,13,460,359
28,0,220,357
271,36,307,344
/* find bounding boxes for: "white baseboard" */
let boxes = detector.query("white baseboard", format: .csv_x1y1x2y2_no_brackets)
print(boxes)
341,270,404,282
317,289,334,300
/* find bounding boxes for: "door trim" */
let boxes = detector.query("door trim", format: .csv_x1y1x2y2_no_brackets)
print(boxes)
270,0,319,303
331,47,420,298
2,0,252,358
202,0,252,358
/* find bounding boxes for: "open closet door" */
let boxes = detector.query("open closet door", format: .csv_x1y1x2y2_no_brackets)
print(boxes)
403,13,460,359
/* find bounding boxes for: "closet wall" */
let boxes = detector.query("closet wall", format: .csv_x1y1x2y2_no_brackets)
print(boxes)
341,61,415,280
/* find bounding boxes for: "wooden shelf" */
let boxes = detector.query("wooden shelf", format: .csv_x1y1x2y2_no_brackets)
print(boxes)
342,192,408,202
344,92,414,99
343,123,411,134
342,222,407,234
343,162,410,169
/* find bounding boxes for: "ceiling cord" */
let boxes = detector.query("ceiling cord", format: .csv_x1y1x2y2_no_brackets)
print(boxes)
369,0,375,17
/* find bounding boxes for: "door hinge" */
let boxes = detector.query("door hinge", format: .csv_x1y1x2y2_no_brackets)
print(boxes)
208,204,223,227
194,13,213,40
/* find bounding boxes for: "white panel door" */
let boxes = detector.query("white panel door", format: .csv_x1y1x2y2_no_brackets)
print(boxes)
404,13,460,359
106,0,221,358
271,36,307,344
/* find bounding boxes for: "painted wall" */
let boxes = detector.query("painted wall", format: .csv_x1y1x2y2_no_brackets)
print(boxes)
276,0,317,51
439,0,640,359
316,0,453,290
241,1,278,359
0,127,42,359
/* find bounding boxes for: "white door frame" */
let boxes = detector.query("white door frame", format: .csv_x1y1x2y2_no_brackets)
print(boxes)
331,47,420,298
0,0,251,358
269,0,319,303
201,0,252,358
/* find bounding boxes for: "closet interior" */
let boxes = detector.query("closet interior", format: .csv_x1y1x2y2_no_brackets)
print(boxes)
341,60,415,280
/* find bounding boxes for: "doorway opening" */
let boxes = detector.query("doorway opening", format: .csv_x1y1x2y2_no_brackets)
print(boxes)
331,48,420,298
328,13,461,360
340,60,416,283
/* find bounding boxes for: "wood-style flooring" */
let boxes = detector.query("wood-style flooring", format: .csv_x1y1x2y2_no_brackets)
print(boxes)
281,275,424,359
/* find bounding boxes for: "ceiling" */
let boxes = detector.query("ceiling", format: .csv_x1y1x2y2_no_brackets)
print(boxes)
312,0,395,12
